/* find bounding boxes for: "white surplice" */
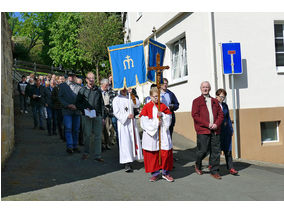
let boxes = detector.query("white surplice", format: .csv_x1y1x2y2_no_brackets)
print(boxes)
113,94,143,164
140,104,172,151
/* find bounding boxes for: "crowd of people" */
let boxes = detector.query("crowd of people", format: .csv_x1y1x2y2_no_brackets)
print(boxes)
18,72,238,183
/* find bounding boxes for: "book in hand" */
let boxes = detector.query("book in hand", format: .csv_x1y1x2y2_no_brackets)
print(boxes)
84,109,96,118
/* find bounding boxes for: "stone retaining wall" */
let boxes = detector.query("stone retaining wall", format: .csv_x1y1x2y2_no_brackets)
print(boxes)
1,12,15,168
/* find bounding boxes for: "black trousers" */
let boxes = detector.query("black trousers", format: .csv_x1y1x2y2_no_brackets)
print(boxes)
196,133,221,174
224,151,233,170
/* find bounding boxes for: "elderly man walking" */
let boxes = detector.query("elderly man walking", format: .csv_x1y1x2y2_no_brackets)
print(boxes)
76,72,105,162
191,81,224,179
58,71,82,154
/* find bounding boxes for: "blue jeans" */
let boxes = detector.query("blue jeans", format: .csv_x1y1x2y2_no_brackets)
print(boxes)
46,107,57,134
32,105,44,128
63,114,80,149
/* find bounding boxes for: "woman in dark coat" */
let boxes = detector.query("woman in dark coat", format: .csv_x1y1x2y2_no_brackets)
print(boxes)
216,89,238,175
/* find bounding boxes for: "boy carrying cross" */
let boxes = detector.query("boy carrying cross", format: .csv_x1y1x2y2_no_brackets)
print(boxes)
139,87,174,182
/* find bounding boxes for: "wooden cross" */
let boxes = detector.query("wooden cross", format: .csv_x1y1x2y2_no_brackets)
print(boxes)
147,53,170,165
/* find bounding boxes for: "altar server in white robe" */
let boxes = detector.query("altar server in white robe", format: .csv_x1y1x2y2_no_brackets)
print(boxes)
139,87,174,182
113,87,143,172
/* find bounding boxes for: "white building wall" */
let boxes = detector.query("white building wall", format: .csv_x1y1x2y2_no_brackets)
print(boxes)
213,12,284,110
125,12,284,112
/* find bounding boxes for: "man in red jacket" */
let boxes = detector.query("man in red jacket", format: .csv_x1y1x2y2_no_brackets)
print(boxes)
191,81,224,179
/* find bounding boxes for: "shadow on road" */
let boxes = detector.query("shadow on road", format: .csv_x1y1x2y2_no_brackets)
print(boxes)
1,99,124,197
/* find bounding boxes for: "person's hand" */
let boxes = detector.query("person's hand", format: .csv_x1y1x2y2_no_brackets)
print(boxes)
211,124,217,130
32,95,37,99
68,104,76,110
127,88,132,93
158,120,162,127
128,114,134,119
157,112,162,118
209,123,214,129
102,119,106,125
22,92,25,95
45,103,48,107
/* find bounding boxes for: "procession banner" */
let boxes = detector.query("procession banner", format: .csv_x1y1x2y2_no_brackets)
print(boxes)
108,40,147,90
147,39,166,83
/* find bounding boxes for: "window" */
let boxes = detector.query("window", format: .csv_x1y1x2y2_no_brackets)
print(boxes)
274,23,284,73
260,121,280,143
171,37,188,82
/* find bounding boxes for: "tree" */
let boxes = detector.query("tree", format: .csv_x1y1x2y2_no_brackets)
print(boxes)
48,12,86,71
78,12,124,83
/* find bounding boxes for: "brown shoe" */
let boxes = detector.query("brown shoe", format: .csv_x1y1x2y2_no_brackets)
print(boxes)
95,158,104,162
81,153,88,160
195,164,203,175
210,173,222,180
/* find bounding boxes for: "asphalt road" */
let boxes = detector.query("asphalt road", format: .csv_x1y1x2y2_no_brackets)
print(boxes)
2,106,284,201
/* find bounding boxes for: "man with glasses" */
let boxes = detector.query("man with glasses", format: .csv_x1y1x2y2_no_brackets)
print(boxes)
191,81,224,180
76,72,105,162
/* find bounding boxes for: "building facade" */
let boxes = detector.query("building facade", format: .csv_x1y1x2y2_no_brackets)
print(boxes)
124,12,284,164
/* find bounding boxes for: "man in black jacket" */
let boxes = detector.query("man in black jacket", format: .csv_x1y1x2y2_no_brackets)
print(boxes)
31,78,45,130
43,79,57,136
18,75,28,114
76,72,105,162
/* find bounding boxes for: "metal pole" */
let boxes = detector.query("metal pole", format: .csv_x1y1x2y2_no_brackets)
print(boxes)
231,74,239,159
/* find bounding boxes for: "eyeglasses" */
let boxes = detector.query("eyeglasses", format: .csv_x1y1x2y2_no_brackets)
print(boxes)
219,95,226,99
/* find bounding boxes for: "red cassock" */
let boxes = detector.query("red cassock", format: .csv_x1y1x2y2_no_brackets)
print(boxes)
139,101,173,173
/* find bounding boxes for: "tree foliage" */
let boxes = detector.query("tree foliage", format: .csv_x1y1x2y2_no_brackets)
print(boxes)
48,12,86,71
78,12,123,80
7,12,124,80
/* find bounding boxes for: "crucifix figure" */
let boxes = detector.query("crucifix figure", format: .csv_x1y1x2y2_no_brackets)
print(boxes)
147,53,170,165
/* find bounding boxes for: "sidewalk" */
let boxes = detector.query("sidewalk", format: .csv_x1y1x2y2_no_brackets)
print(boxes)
2,102,284,201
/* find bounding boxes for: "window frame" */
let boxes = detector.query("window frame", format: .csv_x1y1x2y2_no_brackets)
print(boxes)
274,22,284,73
260,121,280,144
170,36,188,84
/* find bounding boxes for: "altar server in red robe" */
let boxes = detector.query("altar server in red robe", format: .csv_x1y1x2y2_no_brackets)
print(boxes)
139,87,174,182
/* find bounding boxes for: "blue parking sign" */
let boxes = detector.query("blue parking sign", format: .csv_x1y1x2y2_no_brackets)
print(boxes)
222,43,242,74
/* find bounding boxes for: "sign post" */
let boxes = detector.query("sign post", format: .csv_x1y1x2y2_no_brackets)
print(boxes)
221,42,242,159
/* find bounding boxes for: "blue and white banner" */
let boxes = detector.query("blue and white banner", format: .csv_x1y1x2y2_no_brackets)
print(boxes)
147,39,166,83
108,40,147,90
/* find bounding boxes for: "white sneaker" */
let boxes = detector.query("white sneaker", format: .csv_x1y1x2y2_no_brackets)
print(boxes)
24,110,28,114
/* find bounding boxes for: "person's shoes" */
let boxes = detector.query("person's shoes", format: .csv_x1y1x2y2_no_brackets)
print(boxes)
124,163,133,172
81,153,88,160
195,164,203,175
24,110,28,114
162,174,174,182
39,127,45,130
66,148,73,154
229,168,238,175
20,110,23,114
73,148,81,153
210,173,222,180
149,175,160,182
106,145,111,150
95,158,104,163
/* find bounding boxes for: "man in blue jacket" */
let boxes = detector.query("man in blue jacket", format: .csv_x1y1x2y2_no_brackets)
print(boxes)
58,71,82,154
161,78,179,138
